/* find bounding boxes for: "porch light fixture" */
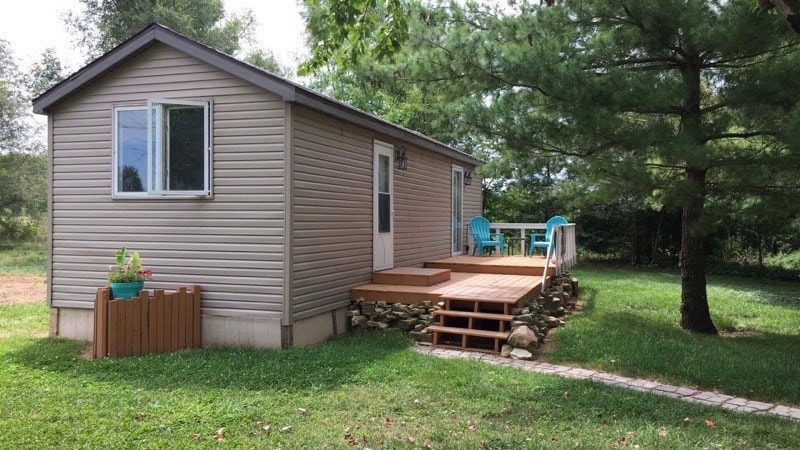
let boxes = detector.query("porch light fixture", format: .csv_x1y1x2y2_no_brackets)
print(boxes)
395,147,408,171
464,170,473,186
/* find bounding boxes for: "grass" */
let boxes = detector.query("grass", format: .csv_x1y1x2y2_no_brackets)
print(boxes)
1,308,800,449
765,251,800,271
2,252,800,447
546,264,800,405
0,243,46,276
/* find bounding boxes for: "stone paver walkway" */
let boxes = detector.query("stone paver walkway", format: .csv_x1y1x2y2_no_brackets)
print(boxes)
412,346,800,422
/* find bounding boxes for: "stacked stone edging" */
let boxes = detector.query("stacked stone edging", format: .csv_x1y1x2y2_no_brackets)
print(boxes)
502,272,579,360
348,299,440,342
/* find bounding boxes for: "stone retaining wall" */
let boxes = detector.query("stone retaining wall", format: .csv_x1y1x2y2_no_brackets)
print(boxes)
348,300,440,342
349,272,579,359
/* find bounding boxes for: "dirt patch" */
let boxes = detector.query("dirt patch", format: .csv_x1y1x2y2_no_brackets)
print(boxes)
720,330,763,339
0,275,47,306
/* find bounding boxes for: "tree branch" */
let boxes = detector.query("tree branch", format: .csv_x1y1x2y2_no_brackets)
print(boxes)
702,131,779,143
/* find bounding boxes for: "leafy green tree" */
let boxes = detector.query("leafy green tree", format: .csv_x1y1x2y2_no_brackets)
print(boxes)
0,40,29,154
300,0,408,74
65,0,256,58
26,48,65,99
0,42,50,241
244,49,292,77
302,0,800,334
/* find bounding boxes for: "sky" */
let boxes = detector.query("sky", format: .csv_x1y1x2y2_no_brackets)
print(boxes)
0,0,307,74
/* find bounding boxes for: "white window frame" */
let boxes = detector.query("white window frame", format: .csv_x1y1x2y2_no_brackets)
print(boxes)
112,105,149,198
112,99,212,198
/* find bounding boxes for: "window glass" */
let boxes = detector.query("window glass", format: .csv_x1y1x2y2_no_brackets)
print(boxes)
117,109,148,192
166,106,205,191
379,193,391,233
379,154,390,193
113,101,209,197
378,154,391,232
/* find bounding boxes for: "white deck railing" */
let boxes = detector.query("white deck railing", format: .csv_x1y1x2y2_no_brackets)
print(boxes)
488,222,577,293
488,222,547,255
541,224,577,292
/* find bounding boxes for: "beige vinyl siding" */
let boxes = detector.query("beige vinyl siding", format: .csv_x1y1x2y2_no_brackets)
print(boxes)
50,43,285,317
290,106,480,320
464,173,483,252
291,107,373,320
393,147,458,265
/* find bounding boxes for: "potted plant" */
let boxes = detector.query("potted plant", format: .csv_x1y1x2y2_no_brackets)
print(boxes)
107,247,153,299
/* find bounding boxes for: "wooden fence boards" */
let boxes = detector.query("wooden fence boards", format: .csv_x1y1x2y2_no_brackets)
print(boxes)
92,286,201,358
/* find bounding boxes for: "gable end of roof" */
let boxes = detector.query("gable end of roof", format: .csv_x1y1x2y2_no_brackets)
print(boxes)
31,23,480,167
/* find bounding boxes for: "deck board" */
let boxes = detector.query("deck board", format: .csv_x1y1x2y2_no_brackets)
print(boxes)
424,255,555,276
351,271,543,305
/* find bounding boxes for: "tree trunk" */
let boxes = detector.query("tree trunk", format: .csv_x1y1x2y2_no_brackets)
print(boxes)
679,168,717,334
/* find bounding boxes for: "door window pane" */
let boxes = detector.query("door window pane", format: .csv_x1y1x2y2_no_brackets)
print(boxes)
379,154,390,193
379,192,391,233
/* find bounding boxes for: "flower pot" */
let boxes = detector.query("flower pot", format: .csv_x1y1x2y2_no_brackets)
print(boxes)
110,281,144,300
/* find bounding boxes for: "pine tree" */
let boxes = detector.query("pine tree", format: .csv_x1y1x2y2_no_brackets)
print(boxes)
302,0,800,333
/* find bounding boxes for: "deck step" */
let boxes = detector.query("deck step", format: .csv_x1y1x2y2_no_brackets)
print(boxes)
433,310,514,321
426,325,509,340
373,267,451,286
440,295,521,304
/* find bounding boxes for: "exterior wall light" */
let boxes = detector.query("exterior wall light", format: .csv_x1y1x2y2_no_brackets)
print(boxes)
395,147,408,170
464,169,473,186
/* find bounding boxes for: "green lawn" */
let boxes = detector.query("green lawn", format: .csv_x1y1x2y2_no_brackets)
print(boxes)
3,261,800,447
0,243,46,276
2,304,800,448
546,265,800,405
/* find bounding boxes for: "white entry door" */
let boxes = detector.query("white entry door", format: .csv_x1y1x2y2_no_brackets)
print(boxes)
452,165,464,255
373,141,394,271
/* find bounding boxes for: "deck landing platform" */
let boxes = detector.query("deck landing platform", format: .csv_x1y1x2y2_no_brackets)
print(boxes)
424,255,555,277
351,272,542,306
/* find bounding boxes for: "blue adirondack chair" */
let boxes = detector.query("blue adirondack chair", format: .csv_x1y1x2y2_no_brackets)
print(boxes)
469,216,504,256
529,216,569,256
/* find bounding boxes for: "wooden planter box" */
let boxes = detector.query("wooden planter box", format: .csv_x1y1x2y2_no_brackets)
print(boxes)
92,285,201,358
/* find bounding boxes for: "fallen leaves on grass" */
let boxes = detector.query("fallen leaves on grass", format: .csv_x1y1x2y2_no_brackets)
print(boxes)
384,417,394,427
213,427,224,441
658,427,668,437
280,425,292,433
705,420,715,427
189,433,201,440
255,422,271,434
298,408,307,415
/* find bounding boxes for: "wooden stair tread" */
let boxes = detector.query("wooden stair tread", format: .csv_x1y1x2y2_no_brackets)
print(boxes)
426,325,509,340
440,295,520,304
373,267,451,286
434,310,514,321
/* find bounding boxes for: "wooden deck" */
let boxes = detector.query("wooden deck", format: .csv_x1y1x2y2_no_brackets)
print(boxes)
351,255,559,353
424,255,555,276
351,271,542,305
